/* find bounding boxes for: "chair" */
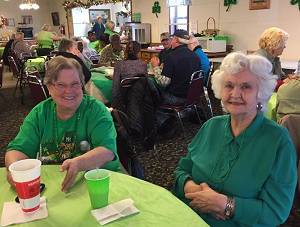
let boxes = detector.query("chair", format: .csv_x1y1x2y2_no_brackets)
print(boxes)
0,64,10,110
25,65,49,106
8,56,27,103
199,61,214,120
111,109,146,180
161,70,205,139
117,74,162,151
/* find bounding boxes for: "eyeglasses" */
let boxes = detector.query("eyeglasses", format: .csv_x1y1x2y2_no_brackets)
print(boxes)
51,81,82,91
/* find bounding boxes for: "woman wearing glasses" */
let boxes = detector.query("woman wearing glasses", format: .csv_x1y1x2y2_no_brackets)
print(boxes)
174,52,297,226
5,56,121,192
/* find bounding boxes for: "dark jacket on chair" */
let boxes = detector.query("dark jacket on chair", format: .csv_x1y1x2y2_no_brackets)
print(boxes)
113,74,162,150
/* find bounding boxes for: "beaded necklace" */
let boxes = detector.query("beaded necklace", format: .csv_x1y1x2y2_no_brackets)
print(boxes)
210,119,247,183
53,105,81,161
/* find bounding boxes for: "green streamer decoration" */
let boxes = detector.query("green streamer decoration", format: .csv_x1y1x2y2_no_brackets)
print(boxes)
152,1,161,18
291,0,300,11
224,0,237,12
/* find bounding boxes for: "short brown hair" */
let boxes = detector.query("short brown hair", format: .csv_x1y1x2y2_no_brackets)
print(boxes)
44,56,85,85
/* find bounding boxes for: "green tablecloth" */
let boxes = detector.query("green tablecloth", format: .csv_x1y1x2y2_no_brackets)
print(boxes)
0,166,209,227
265,93,277,122
91,71,113,103
91,72,157,104
0,47,4,60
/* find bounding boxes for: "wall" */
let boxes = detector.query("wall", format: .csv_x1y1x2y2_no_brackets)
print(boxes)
0,0,59,37
133,0,300,61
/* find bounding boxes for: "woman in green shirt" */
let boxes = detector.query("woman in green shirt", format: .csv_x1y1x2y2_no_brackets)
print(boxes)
6,56,120,192
174,52,297,226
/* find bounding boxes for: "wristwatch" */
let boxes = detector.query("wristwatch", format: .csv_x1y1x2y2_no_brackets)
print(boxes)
225,196,234,219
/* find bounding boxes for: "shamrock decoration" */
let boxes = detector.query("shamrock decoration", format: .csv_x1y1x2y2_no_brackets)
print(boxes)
291,0,300,10
152,1,161,18
224,0,237,12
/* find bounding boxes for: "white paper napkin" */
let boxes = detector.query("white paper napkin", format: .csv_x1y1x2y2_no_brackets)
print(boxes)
91,198,139,225
1,197,48,226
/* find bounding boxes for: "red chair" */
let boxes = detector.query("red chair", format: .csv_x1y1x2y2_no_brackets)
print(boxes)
25,66,49,106
0,64,10,110
161,70,206,139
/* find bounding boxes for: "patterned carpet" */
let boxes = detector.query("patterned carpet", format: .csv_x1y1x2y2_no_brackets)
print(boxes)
0,74,299,226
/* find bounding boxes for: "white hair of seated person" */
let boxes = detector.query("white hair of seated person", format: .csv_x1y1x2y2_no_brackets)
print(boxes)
211,52,277,114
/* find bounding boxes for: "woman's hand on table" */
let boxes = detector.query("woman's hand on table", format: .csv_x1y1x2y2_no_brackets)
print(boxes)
60,158,80,192
185,183,228,220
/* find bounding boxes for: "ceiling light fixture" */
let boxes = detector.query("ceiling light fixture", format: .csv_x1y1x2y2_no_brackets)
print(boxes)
19,0,40,10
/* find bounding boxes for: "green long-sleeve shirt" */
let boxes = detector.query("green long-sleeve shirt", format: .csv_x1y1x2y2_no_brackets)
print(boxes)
174,114,297,227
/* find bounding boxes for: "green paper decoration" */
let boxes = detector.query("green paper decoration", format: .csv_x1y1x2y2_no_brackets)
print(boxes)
291,0,300,10
224,0,237,12
152,1,161,18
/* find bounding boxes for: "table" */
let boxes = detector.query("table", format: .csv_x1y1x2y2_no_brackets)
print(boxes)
265,93,277,122
91,71,113,103
0,166,208,227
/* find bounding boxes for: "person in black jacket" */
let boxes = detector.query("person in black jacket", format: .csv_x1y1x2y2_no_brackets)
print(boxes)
56,38,91,83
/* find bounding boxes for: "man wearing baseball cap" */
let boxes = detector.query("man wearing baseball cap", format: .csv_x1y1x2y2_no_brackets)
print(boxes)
92,14,105,40
157,32,172,65
151,29,201,137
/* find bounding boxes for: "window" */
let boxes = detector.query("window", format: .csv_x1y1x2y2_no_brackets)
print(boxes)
169,5,188,34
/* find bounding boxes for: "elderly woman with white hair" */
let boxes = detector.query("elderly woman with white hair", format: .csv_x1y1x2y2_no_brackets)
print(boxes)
34,23,61,56
174,52,297,227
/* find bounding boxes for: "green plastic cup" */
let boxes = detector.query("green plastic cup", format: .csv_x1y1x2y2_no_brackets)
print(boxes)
84,169,110,209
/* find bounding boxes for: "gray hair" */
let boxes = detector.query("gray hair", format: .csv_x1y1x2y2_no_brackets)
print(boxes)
71,36,83,42
58,38,77,52
211,52,277,114
44,56,85,85
177,37,189,45
189,34,199,45
41,23,52,31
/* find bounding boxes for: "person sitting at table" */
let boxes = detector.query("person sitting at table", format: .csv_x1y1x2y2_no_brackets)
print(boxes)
254,27,289,90
150,29,201,137
11,32,35,58
112,41,148,103
98,33,110,55
98,34,125,67
104,20,128,42
188,34,210,86
5,56,121,191
157,32,173,66
87,31,100,53
56,38,91,83
82,37,98,59
174,52,297,226
34,23,61,56
91,14,105,40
